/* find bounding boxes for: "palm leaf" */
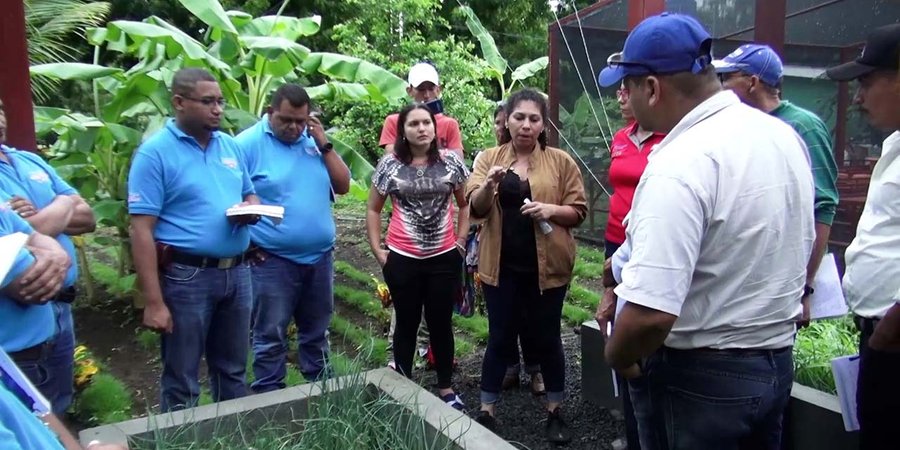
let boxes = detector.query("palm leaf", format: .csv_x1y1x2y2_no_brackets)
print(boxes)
26,0,111,103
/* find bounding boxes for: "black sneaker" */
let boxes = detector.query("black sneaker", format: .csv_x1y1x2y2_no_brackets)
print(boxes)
546,407,572,444
474,410,497,432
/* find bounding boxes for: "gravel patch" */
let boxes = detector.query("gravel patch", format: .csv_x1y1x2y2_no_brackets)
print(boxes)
414,327,625,449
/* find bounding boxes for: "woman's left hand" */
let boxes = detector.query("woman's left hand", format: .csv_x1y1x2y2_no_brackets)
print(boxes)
520,201,557,221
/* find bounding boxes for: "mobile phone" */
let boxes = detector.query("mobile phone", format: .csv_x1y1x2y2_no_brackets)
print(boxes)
425,98,444,115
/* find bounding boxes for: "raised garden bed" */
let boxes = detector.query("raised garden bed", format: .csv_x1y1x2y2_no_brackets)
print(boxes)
80,368,514,450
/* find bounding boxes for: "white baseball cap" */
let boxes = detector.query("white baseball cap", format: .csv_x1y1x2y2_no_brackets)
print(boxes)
407,63,440,88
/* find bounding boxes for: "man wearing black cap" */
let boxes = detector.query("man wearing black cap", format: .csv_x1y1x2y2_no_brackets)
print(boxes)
598,13,814,449
826,23,900,450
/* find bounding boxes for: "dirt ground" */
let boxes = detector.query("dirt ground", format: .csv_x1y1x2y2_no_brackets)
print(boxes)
74,207,623,449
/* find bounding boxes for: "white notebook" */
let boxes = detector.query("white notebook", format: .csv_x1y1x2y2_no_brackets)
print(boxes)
225,205,285,225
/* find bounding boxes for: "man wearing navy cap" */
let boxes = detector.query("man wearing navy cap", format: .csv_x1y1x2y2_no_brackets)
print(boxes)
598,13,814,449
826,23,900,450
715,44,839,327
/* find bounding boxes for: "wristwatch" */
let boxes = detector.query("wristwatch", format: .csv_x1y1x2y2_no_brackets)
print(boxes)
319,142,334,154
803,285,815,297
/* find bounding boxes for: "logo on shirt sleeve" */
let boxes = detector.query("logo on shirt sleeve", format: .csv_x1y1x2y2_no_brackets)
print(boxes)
127,193,142,204
29,171,50,183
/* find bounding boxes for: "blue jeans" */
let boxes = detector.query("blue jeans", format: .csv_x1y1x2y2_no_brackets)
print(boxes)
16,302,75,415
629,346,793,450
159,263,252,412
251,251,333,392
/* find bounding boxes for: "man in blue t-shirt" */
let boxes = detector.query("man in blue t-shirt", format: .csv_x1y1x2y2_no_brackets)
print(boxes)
127,68,261,412
236,84,350,388
0,102,95,415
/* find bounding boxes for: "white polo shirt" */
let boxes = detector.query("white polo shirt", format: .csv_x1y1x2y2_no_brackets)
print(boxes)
843,131,900,319
614,91,815,350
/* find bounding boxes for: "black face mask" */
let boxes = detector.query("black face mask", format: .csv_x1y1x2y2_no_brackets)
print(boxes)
424,98,444,115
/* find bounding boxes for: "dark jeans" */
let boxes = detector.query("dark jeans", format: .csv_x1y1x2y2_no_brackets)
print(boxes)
857,317,900,450
481,269,567,404
251,251,333,392
629,346,793,450
382,250,461,389
606,239,640,450
160,263,252,412
16,302,75,415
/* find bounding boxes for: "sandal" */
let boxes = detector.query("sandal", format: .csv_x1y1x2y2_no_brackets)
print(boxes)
530,372,546,396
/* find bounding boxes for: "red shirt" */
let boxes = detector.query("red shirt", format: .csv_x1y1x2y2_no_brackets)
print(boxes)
605,122,666,244
379,113,464,158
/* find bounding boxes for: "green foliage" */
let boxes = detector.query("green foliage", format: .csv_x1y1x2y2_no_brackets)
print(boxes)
452,314,489,343
573,259,603,279
561,303,593,326
26,0,111,103
567,283,600,310
132,365,459,450
331,1,496,160
330,315,389,365
74,373,133,425
457,5,548,97
135,329,159,353
334,260,377,287
559,92,623,168
33,0,408,283
455,336,475,358
334,284,390,322
794,317,859,394
576,246,607,264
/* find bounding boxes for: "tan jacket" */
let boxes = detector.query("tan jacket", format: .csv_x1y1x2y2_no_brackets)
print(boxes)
466,143,587,291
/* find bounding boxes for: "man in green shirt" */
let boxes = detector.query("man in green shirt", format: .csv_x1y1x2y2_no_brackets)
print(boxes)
716,43,840,325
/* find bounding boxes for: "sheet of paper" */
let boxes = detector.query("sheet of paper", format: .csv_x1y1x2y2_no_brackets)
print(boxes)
831,354,860,432
810,253,849,320
0,348,51,415
0,232,29,284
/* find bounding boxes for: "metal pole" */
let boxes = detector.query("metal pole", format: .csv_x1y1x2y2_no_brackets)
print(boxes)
628,0,666,30
754,0,787,56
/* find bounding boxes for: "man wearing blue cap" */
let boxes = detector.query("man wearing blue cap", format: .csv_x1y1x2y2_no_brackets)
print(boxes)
598,13,814,449
716,45,839,327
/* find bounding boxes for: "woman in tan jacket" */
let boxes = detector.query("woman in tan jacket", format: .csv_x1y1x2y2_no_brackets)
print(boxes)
466,89,586,444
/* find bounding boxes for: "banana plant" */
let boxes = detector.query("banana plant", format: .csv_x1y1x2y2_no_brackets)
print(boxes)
458,5,548,97
30,0,410,302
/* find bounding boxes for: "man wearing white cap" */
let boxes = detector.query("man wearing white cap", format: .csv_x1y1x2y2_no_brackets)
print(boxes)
379,62,463,157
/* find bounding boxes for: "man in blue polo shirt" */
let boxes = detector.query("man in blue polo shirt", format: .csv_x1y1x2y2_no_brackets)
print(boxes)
0,203,72,409
0,101,95,415
128,68,260,411
236,84,350,388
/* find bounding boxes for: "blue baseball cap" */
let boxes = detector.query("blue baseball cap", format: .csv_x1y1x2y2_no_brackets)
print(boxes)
713,44,784,86
598,13,713,88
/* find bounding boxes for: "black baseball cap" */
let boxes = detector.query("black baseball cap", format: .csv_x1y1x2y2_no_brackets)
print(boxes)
826,23,900,81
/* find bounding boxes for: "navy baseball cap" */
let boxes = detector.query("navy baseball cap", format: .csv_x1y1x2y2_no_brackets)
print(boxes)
598,13,713,88
826,23,900,81
713,44,784,86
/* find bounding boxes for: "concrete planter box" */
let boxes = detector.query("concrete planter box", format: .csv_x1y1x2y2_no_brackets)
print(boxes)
80,368,514,450
784,383,858,450
580,321,859,450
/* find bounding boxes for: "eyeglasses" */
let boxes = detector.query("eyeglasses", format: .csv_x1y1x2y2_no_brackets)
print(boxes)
616,88,630,101
180,96,227,108
606,52,656,75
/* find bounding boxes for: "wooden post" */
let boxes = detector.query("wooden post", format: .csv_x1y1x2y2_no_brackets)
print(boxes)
754,0,787,56
627,0,666,30
548,26,561,147
0,0,36,150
